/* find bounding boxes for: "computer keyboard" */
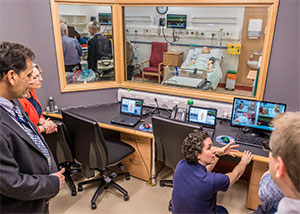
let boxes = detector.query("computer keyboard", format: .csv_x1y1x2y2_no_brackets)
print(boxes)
119,115,139,123
235,134,268,148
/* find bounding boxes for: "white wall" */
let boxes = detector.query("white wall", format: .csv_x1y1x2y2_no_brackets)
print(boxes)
118,89,232,119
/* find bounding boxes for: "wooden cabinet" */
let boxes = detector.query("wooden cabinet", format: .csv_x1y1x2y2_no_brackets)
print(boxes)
121,133,163,181
247,161,269,210
163,51,184,67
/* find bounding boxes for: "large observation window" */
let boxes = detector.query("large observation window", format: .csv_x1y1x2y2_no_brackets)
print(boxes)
51,0,279,103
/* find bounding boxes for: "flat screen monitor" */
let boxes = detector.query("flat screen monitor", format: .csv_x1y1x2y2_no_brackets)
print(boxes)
231,98,287,132
188,106,217,128
98,13,112,25
167,14,187,29
120,97,143,116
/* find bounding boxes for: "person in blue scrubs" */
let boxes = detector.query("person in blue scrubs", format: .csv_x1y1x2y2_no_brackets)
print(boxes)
172,129,253,214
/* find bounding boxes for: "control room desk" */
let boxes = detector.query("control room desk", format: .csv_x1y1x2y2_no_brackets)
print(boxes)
45,103,269,210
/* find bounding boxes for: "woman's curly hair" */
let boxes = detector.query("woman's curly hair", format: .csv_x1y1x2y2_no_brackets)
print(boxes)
182,129,210,164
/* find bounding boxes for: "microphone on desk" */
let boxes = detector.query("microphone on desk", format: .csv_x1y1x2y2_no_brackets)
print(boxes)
151,98,160,114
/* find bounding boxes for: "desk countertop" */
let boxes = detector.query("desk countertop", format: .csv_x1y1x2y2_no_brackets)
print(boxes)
44,102,269,163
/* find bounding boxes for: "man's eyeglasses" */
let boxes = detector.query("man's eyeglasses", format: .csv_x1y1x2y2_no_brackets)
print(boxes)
262,141,272,152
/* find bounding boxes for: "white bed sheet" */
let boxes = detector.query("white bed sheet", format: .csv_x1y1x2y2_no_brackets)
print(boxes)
181,48,223,89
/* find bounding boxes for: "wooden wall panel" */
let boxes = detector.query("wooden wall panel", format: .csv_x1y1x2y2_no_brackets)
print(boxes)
237,7,268,86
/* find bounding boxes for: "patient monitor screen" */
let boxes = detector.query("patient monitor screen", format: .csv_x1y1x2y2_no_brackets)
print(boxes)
188,106,217,126
98,13,112,25
121,97,143,116
167,14,187,29
231,98,286,131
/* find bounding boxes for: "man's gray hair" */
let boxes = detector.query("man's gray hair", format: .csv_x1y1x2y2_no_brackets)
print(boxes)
60,23,68,35
88,20,100,30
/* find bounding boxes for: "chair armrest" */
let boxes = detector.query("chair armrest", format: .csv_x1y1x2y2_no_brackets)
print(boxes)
141,59,150,70
158,62,164,72
141,59,150,65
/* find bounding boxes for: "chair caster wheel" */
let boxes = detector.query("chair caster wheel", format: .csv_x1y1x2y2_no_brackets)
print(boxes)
125,175,130,180
160,182,165,187
78,185,83,192
91,203,97,210
71,190,77,196
104,184,108,189
124,195,129,201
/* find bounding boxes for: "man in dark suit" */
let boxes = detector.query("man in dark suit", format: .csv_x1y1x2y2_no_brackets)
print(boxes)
0,42,65,213
87,20,112,72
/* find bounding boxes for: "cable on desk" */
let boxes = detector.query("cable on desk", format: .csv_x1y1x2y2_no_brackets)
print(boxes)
134,140,151,183
219,118,231,124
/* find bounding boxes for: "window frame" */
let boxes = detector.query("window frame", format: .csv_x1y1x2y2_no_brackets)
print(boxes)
50,0,279,103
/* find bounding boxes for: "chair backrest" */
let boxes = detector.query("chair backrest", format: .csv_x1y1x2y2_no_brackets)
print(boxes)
61,110,108,170
42,121,73,164
152,115,201,169
150,42,168,67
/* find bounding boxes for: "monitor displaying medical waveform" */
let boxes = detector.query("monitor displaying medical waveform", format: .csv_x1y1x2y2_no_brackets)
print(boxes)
120,97,143,116
188,106,217,127
167,14,187,29
98,13,112,25
231,98,286,132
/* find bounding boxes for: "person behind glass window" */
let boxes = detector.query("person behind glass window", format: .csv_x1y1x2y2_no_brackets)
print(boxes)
0,41,65,213
267,112,300,213
18,63,57,134
60,19,81,42
126,38,135,80
61,22,82,73
172,129,253,214
87,20,112,72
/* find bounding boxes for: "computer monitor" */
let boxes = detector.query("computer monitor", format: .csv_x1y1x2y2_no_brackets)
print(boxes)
167,14,187,29
98,13,112,25
188,106,217,128
231,98,286,132
120,97,143,116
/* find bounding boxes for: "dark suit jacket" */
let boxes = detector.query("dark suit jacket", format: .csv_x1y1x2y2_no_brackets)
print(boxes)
87,33,112,72
0,100,59,213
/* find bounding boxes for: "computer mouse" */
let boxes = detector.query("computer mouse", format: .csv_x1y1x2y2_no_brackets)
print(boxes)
221,136,230,144
144,123,150,129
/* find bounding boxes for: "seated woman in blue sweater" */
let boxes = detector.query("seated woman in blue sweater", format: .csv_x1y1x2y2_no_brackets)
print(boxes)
172,129,253,214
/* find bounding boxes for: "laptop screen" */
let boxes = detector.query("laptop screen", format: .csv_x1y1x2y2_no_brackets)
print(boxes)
120,97,143,116
188,106,217,127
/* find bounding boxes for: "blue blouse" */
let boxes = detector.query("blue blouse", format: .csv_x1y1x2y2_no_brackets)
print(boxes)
26,97,42,118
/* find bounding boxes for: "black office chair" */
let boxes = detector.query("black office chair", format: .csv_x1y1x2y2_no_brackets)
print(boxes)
42,121,78,196
152,115,201,211
61,110,135,210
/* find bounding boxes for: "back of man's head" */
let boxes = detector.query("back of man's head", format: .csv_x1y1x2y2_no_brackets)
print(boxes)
270,112,300,193
60,23,68,35
88,20,100,31
0,41,35,79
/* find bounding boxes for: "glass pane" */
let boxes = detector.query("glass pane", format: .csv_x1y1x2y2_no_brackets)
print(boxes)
124,6,269,98
58,4,115,84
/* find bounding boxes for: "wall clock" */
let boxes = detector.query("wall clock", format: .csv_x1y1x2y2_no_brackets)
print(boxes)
156,7,168,15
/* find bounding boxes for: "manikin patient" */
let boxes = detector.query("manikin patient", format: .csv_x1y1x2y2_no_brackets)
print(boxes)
186,47,214,72
207,57,215,73
202,46,211,54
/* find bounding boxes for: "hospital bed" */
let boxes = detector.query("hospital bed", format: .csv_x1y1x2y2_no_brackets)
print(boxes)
162,48,223,90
